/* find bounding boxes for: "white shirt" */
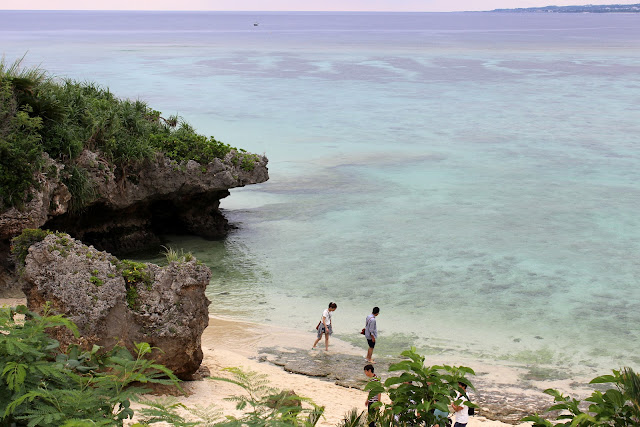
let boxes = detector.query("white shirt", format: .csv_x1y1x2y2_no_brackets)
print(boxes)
454,392,469,424
322,308,332,326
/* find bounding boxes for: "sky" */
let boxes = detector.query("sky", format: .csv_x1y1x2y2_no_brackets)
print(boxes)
2,0,640,12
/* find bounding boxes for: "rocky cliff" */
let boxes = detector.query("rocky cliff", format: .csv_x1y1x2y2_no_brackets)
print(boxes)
0,148,268,294
22,233,211,379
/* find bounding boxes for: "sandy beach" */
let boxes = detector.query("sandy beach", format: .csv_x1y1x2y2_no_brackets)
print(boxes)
2,297,583,426
182,315,524,426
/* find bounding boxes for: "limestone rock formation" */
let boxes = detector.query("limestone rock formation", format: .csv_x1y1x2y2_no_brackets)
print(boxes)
42,149,269,253
22,233,211,379
0,155,71,241
0,149,268,294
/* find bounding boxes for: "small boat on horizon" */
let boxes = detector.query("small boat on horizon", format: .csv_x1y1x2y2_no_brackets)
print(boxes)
253,22,259,26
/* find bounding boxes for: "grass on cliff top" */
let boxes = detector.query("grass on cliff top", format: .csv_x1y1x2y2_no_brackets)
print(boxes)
0,57,254,211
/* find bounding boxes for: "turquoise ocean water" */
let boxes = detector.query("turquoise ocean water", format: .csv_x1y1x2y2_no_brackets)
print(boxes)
2,11,640,376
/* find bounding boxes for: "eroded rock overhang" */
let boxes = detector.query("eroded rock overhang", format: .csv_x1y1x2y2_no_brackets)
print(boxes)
0,148,269,293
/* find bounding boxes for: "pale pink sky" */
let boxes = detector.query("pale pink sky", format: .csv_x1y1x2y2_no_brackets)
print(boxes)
3,0,640,12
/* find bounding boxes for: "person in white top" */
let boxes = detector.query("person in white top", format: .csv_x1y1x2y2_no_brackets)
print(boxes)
451,382,470,427
312,302,337,351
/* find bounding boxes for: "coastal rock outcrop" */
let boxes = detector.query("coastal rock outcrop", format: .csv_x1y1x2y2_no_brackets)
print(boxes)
21,233,211,379
0,155,71,241
0,149,268,294
43,149,269,253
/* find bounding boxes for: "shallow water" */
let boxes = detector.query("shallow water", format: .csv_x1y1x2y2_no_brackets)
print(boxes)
3,10,640,377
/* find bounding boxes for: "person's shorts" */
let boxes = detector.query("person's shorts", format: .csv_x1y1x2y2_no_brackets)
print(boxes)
317,324,333,339
367,338,376,348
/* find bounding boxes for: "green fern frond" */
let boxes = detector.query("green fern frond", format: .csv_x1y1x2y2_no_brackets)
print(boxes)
2,361,27,391
31,361,79,383
18,404,67,427
5,339,45,359
137,397,224,426
185,404,224,426
215,367,278,398
136,398,193,425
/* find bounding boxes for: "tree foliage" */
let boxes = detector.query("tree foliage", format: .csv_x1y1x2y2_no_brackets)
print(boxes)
0,304,180,426
522,367,640,427
209,367,324,426
361,347,475,426
0,302,326,426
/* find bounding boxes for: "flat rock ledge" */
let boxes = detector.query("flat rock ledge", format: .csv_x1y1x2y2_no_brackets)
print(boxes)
258,347,560,424
22,233,212,380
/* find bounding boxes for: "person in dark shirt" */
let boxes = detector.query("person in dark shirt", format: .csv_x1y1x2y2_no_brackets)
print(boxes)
364,364,381,427
364,307,379,363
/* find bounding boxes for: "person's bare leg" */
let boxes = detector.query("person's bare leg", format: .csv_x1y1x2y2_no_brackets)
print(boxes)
324,333,329,350
312,336,321,349
366,347,374,362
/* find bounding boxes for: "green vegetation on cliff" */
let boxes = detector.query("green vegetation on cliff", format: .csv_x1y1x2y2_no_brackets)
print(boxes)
0,57,251,210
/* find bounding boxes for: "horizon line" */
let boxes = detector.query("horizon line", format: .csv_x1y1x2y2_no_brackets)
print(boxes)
0,9,478,13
